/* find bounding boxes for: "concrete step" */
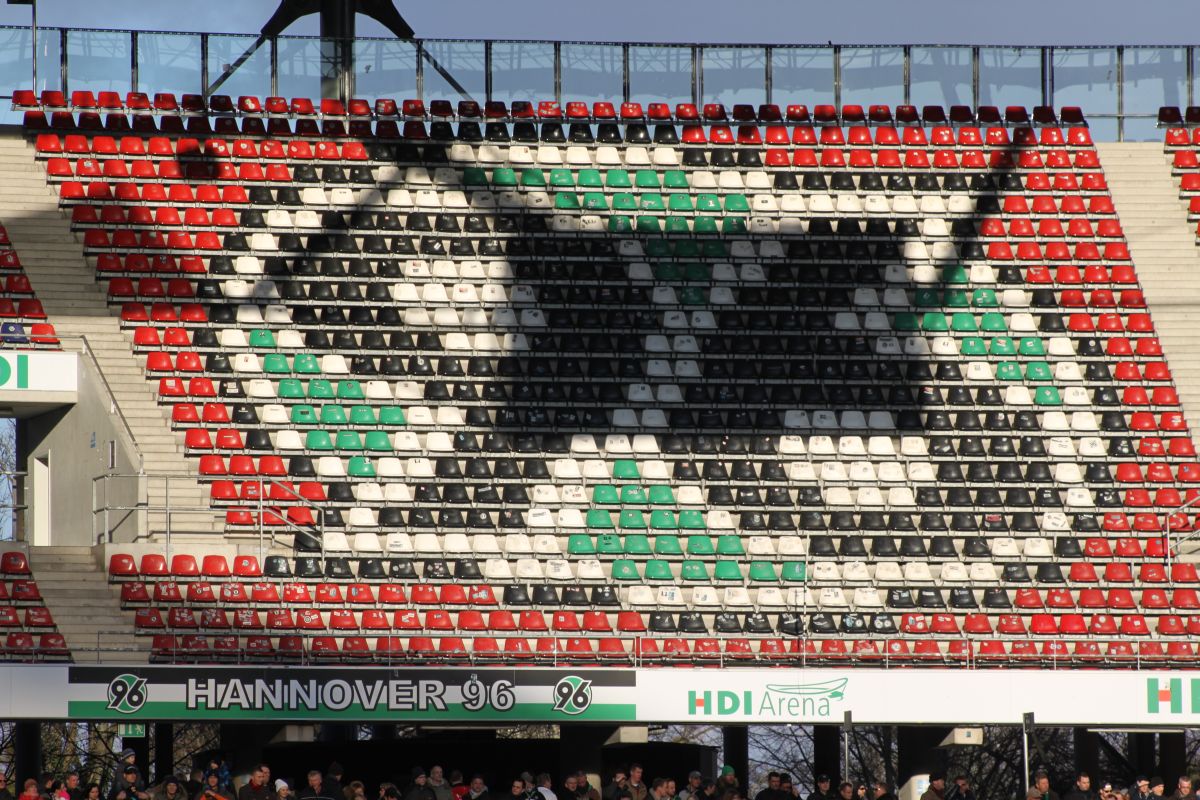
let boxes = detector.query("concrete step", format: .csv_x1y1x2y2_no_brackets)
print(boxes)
1099,140,1200,433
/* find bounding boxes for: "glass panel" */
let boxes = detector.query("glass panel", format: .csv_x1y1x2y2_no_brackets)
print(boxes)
137,33,201,99
629,45,693,107
354,39,417,100
910,46,972,109
1125,47,1187,141
771,47,834,105
423,40,486,102
276,37,324,101
561,43,622,105
490,41,554,106
701,47,765,108
207,35,272,101
840,47,904,107
67,30,131,96
979,47,1042,110
0,28,61,96
1053,48,1118,141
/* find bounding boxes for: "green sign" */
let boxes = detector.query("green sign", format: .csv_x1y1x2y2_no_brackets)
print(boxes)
117,723,145,738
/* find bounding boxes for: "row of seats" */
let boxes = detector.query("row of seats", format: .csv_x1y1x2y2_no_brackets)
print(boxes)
33,128,1097,156
142,633,1200,666
16,92,1085,127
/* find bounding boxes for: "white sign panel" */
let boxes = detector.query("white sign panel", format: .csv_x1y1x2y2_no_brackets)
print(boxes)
0,352,77,393
0,666,1191,726
636,669,1200,726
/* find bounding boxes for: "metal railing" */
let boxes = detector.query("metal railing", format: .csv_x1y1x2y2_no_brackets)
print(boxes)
91,472,324,560
104,630,1200,669
0,25,1196,139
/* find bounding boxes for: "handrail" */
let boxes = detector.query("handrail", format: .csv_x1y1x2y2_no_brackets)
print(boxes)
91,472,324,560
1162,494,1200,570
58,334,144,474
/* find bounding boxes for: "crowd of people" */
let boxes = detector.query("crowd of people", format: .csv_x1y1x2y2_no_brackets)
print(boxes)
4,754,1199,800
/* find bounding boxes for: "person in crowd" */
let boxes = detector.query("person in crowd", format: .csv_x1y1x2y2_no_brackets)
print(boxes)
324,767,344,800
184,773,204,800
1033,773,1059,800
754,774,783,800
22,781,41,800
603,771,629,800
716,771,737,798
626,767,647,800
153,778,186,800
920,773,945,800
807,776,834,800
695,784,715,800
854,785,867,800
298,772,333,800
238,767,275,800
1150,780,1166,798
346,783,366,800
534,776,555,800
679,774,703,800
465,777,489,800
275,783,290,800
872,782,896,800
448,773,467,800
571,773,598,800
403,771,436,800
84,788,100,800
428,769,451,800
1097,781,1114,800
195,773,232,800
778,777,794,800
0,774,13,800
111,768,150,800
945,776,974,800
204,762,232,796
1167,779,1192,800
1132,778,1152,800
118,753,142,789
1065,773,1097,800
64,774,84,800
509,781,528,800
836,784,853,800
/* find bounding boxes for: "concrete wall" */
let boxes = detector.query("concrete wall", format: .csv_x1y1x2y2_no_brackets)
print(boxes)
22,350,141,545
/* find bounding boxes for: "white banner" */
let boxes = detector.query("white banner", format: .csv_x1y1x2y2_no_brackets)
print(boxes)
636,669,1200,725
0,352,77,393
0,666,1186,725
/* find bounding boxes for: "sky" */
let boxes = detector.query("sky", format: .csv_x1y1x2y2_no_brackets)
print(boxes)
0,0,1195,45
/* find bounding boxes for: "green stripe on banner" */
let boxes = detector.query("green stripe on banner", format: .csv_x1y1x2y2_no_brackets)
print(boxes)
66,700,637,722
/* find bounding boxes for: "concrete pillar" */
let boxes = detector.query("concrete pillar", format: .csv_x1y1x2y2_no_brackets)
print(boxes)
14,722,39,782
1073,729,1100,783
897,728,950,784
1159,733,1186,784
722,727,748,787
218,725,283,772
154,724,174,782
813,725,841,783
1129,733,1157,777
558,725,617,780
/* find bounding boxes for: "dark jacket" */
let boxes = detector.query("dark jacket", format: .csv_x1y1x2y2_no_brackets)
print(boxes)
238,785,275,800
1064,790,1097,800
297,788,336,800
403,787,437,800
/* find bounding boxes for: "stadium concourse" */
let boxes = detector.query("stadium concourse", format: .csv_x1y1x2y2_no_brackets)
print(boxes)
4,9,1200,799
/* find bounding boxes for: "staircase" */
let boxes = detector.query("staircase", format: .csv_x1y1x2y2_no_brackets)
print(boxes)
0,133,219,536
27,545,146,663
1098,141,1200,438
